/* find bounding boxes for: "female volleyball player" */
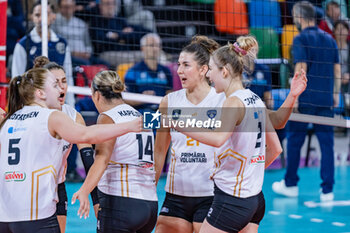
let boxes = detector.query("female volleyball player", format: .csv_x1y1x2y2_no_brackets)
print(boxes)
0,68,141,233
72,71,158,233
33,56,98,233
154,36,307,233
174,36,282,233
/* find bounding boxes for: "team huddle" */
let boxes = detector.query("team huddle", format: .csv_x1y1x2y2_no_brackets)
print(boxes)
0,35,307,233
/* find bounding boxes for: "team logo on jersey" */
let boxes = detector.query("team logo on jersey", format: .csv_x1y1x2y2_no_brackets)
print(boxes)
56,42,66,54
251,155,265,164
8,126,27,134
4,171,26,182
143,110,161,129
172,109,181,120
207,110,217,119
160,207,169,213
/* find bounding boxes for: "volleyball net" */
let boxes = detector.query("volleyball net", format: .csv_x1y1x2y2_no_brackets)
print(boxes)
2,0,350,129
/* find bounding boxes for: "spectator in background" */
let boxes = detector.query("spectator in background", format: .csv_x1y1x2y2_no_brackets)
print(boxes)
81,0,148,54
11,0,75,106
52,0,109,67
6,0,25,67
117,0,157,32
334,20,350,116
272,1,341,202
334,20,350,94
319,1,348,38
125,33,173,112
243,62,274,109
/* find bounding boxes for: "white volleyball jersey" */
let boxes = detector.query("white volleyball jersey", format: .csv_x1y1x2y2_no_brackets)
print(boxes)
0,106,63,222
98,104,157,201
212,89,266,198
57,104,77,184
165,88,225,196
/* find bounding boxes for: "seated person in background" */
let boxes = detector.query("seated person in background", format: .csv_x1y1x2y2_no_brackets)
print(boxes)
11,0,75,106
6,0,25,66
124,33,173,112
52,0,109,67
117,0,157,32
243,62,274,109
81,0,149,55
319,1,349,38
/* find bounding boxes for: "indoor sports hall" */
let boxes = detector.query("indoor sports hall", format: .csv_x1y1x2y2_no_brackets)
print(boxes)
0,0,350,232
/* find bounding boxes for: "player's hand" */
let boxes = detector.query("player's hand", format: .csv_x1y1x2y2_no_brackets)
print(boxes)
71,189,90,219
129,117,143,133
290,69,307,98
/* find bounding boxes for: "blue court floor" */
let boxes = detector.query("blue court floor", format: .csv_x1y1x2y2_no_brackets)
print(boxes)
65,166,350,233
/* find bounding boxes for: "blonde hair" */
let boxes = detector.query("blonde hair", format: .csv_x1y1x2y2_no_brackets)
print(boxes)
92,70,125,99
212,35,258,77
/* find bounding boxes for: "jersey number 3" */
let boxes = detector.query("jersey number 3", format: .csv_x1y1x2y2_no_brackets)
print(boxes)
8,138,21,165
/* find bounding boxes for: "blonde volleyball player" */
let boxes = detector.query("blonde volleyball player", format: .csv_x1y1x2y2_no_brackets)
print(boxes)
72,71,158,233
0,68,141,233
33,56,99,233
155,35,307,233
173,36,282,233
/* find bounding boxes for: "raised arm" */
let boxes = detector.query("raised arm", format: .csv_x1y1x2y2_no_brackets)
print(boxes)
268,69,307,129
48,110,141,144
71,114,117,219
174,96,244,147
265,109,283,168
155,96,171,184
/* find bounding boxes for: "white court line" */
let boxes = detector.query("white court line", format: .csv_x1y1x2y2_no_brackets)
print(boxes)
268,211,281,215
332,222,346,227
288,214,302,219
304,200,350,208
310,218,324,223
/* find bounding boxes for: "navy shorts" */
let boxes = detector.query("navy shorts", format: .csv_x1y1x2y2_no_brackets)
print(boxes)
206,185,265,233
0,213,60,233
56,182,68,216
159,192,214,223
97,189,158,233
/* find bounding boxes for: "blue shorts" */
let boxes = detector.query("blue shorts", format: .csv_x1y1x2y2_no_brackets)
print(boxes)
97,189,158,233
0,214,60,233
206,185,265,233
159,192,213,223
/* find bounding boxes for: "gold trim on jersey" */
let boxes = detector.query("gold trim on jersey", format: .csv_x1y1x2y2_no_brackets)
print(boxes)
216,149,247,197
168,148,176,193
31,165,57,220
109,161,129,197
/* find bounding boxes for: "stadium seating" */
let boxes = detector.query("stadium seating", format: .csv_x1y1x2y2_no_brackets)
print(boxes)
116,63,134,83
281,24,299,60
214,0,249,35
249,0,281,30
250,27,280,58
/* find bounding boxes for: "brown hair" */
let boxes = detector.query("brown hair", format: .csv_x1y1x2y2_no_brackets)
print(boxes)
212,36,258,78
182,35,220,67
92,70,125,100
33,56,65,72
0,68,50,129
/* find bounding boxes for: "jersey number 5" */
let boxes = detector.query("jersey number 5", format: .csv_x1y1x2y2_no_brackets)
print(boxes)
8,138,21,165
136,134,153,161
